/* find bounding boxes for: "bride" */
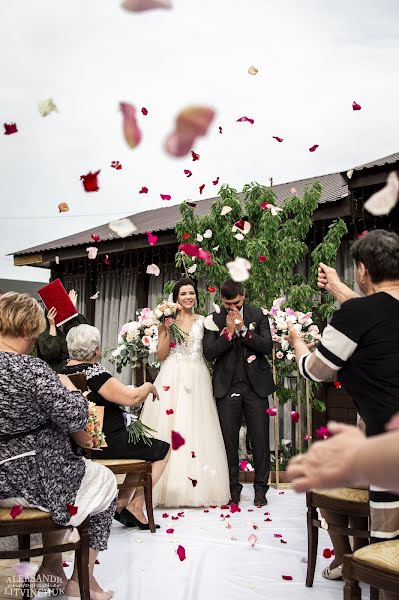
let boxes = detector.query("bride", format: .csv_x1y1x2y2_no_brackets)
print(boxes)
141,278,230,507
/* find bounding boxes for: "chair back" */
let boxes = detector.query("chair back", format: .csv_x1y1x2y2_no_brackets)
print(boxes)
68,373,88,392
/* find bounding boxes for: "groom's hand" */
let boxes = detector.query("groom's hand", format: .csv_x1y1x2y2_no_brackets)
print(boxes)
231,308,244,332
226,312,236,336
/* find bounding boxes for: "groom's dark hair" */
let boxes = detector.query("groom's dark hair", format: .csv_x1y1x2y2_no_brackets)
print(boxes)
220,278,244,299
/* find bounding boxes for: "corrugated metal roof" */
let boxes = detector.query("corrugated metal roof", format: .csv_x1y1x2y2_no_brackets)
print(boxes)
13,171,347,257
354,151,399,172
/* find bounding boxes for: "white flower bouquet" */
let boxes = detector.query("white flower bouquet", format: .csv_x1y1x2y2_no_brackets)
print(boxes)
153,301,187,345
109,308,158,373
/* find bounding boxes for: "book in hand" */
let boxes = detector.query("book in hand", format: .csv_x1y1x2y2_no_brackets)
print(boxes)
38,279,78,326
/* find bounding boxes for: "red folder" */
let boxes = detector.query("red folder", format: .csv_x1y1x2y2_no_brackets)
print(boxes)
38,279,78,326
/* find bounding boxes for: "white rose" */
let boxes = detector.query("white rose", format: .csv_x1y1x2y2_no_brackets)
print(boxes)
293,323,302,333
154,309,162,318
304,318,313,326
286,352,294,361
163,308,172,317
276,319,288,331
286,314,297,324
281,339,289,351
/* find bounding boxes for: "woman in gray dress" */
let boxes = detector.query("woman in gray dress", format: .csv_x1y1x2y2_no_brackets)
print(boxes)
0,292,117,600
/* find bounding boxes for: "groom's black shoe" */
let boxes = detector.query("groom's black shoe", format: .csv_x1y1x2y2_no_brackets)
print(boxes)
254,490,268,506
229,491,241,505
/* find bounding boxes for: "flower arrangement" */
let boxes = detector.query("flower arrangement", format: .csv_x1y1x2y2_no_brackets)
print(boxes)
70,402,106,450
121,401,157,446
109,308,158,373
267,297,321,362
153,302,187,344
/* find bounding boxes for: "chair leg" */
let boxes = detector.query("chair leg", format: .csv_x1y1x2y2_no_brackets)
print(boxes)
144,467,156,533
305,504,319,587
343,555,362,600
76,519,91,600
18,534,31,600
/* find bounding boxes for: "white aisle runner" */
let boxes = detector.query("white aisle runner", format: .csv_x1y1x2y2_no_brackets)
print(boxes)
65,485,370,600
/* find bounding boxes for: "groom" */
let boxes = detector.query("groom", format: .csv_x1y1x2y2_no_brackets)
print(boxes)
203,279,275,506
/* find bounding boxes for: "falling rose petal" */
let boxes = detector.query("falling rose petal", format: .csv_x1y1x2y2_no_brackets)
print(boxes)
55,256,60,265
191,151,200,161
281,539,287,544
272,136,284,142
258,255,267,263
177,512,185,517
105,255,110,265
191,451,196,458
58,202,69,213
199,184,205,195
309,144,319,152
234,233,244,241
38,98,58,117
110,161,122,170
230,503,241,514
274,534,283,538
119,102,142,149
146,263,161,276
316,425,331,440
356,230,368,239
188,478,197,487
162,513,169,518
184,169,192,177
141,107,148,116
171,430,185,451
165,107,215,157
347,169,354,179
221,205,232,216
226,522,232,529
179,243,213,266
196,233,204,242
4,123,18,135
279,492,285,495
166,409,174,415
139,186,148,194
186,201,197,208
207,287,216,294
66,504,78,516
171,516,179,521
219,126,223,134
304,434,312,441
220,505,229,510
352,101,362,111
160,194,171,201
213,177,220,186
334,381,342,389
95,559,100,565
80,171,100,192
213,245,219,251
91,234,101,242
203,229,213,239
248,66,258,75
290,411,300,424
166,528,174,534
265,407,277,416
247,354,256,364
323,548,333,559
248,534,258,547
236,116,254,124
176,545,186,561
213,303,221,314
90,292,100,300
86,247,99,260
12,562,38,578
122,0,172,11
10,505,23,519
264,518,272,522
364,171,399,216
109,218,137,238
163,386,171,391
182,232,190,240
146,231,158,246
282,575,293,581
226,257,251,282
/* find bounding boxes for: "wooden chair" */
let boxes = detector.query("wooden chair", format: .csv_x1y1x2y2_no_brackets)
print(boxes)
68,373,156,533
343,541,399,599
0,508,90,600
306,488,370,587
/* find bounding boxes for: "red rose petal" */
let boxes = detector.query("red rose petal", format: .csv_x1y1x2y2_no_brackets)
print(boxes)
264,512,270,515
220,514,225,518
62,561,69,567
176,545,186,561
290,410,300,423
220,505,229,510
229,503,241,514
356,230,368,239
212,177,219,185
162,513,169,518
191,150,200,161
199,184,205,195
309,144,319,152
334,381,342,389
95,559,100,564
4,122,18,135
166,409,174,415
352,101,361,111
225,514,231,519
265,407,277,416
274,534,282,538
160,194,171,201
171,430,185,450
178,243,213,266
236,116,254,124
163,386,171,391
184,169,192,177
191,451,196,458
316,426,331,439
169,341,176,348
282,575,293,581
10,505,23,519
80,171,100,192
177,512,185,517
323,548,332,558
91,234,101,242
264,518,272,522
219,126,223,134
188,478,197,487
204,509,209,513
248,509,254,512
182,232,190,239
258,255,267,263
110,161,122,170
146,231,158,246
272,136,284,142
166,528,174,534
105,255,110,265
141,107,148,116
66,504,78,516
119,102,142,149
139,186,148,194
208,286,216,293
171,516,179,521
210,505,217,509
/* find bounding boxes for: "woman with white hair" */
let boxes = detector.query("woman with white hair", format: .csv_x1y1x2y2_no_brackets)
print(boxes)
62,324,170,530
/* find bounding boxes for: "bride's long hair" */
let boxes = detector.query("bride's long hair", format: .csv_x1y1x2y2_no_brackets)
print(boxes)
172,278,199,312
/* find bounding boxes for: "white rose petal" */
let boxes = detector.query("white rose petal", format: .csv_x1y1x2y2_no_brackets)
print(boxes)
146,263,160,276
203,229,213,239
221,206,232,216
187,264,197,274
109,218,137,238
196,233,204,242
204,314,219,332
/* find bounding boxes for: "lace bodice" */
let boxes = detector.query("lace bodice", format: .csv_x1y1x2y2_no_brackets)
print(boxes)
168,315,205,362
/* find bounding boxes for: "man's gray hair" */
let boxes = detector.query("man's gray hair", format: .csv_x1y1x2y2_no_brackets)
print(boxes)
66,324,101,361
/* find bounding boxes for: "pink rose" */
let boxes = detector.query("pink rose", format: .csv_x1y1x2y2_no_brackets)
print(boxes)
142,336,151,347
144,328,152,336
276,351,284,359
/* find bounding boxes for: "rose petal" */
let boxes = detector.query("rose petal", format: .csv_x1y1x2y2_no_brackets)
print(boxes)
160,194,171,201
234,233,244,241
219,126,223,134
290,410,300,423
247,355,256,364
248,534,258,547
122,0,172,11
304,434,312,441
163,386,170,391
171,430,185,450
191,451,196,458
364,171,399,216
55,256,60,265
166,409,174,415
146,231,158,246
146,263,161,276
265,408,277,416
162,513,169,518
347,169,354,179
213,177,220,185
110,160,122,170
309,144,319,152
91,234,101,242
38,98,58,117
188,477,197,487
187,263,197,274
165,106,215,157
272,136,284,142
169,341,176,347
176,545,186,561
316,425,331,440
58,202,69,213
119,102,142,149
66,504,78,516
229,503,241,514
352,101,361,111
323,548,332,558
80,171,100,192
281,539,287,544
356,230,368,239
221,205,232,216
264,518,272,522
186,201,197,208
166,528,174,534
248,66,258,75
191,151,200,161
236,116,254,124
203,229,213,239
282,575,293,581
90,292,100,300
10,505,23,519
199,184,205,195
109,218,137,238
4,123,18,135
105,255,110,265
334,381,342,389
179,243,213,266
139,186,148,194
274,534,282,538
95,559,100,564
258,255,267,263
226,257,251,282
86,247,98,260
290,187,297,194
141,107,148,115
184,169,192,177
171,516,179,521
204,509,209,512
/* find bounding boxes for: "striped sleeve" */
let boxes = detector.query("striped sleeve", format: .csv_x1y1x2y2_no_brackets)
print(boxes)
317,299,362,370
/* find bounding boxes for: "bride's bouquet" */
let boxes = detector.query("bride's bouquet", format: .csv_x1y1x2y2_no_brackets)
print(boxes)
153,302,187,345
267,298,321,362
109,308,158,373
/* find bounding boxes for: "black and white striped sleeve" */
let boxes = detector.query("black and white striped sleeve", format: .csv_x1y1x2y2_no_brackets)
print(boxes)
317,299,361,370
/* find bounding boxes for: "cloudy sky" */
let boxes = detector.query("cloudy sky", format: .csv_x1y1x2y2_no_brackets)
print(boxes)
1,0,398,282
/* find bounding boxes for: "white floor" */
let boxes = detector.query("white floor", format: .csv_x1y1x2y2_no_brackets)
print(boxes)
64,485,369,600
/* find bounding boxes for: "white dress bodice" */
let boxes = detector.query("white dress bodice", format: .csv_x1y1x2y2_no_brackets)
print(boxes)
168,315,205,363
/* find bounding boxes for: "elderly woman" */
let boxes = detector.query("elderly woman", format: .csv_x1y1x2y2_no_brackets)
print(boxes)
62,324,170,530
288,229,399,581
0,292,117,600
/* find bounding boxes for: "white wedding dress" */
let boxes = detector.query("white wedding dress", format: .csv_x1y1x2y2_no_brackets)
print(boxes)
140,315,230,507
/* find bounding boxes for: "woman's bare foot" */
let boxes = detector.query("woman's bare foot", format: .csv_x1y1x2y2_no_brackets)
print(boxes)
65,577,114,600
36,564,68,592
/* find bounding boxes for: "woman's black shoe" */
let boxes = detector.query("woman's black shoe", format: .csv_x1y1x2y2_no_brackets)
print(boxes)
114,509,135,527
119,508,160,530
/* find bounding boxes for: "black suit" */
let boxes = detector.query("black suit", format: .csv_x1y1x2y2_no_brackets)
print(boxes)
203,305,276,494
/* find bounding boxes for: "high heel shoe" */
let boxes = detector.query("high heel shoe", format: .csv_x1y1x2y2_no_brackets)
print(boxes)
118,508,160,530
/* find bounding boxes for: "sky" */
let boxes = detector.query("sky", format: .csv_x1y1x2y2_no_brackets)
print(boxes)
1,0,399,283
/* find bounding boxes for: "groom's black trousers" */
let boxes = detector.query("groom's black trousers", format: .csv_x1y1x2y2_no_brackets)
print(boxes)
216,380,270,494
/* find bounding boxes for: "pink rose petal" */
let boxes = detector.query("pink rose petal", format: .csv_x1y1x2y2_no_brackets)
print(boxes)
166,528,174,534
199,184,205,195
272,136,283,142
247,354,256,364
316,426,331,440
236,116,254,124
105,255,110,265
139,186,148,194
352,101,361,111
171,430,185,450
265,407,277,416
178,243,213,266
165,106,215,157
146,231,158,246
160,194,171,201
176,545,186,561
10,505,23,519
184,169,192,177
364,171,399,216
248,534,258,547
4,122,18,135
141,107,148,115
309,144,319,152
86,247,99,260
290,410,300,423
119,102,142,149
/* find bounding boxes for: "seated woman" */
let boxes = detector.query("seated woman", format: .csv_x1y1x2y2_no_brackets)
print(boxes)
62,324,170,530
0,292,117,600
